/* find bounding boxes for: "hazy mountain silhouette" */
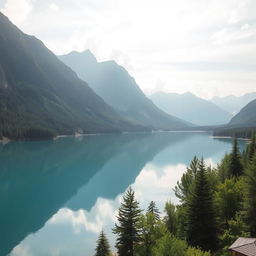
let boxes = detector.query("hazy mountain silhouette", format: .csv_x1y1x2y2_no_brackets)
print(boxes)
0,12,144,137
150,92,232,126
228,98,256,127
211,92,256,115
59,50,189,130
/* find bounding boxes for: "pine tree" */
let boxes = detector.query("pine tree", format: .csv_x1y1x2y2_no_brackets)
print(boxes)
186,159,218,252
244,154,256,236
95,231,111,256
113,187,142,256
229,138,243,177
174,156,199,202
247,134,256,163
147,201,160,221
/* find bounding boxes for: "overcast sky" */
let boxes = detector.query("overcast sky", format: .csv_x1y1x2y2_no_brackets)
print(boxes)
1,0,256,99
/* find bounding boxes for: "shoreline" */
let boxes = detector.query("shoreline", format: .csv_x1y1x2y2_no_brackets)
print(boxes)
1,130,210,144
1,130,252,144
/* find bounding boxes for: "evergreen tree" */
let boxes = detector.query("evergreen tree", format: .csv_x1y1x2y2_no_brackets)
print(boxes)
113,187,142,256
174,156,199,202
247,134,256,163
95,231,111,256
229,138,243,177
186,159,218,252
147,201,160,221
244,154,256,236
164,201,178,235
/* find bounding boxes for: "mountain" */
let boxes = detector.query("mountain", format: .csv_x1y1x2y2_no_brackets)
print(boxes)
211,92,256,115
0,12,145,140
149,91,232,126
213,99,256,138
229,99,256,127
59,50,189,130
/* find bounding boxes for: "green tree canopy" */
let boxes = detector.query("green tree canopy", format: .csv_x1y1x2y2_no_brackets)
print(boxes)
147,201,160,221
229,138,243,177
95,231,111,256
244,154,256,236
113,187,142,256
186,159,218,252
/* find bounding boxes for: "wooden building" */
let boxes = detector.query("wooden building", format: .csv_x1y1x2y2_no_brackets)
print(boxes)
229,237,256,256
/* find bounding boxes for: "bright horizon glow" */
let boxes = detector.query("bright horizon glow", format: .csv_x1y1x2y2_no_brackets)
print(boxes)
1,0,256,99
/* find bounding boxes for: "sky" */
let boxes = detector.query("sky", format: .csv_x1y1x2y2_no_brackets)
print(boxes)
1,0,256,99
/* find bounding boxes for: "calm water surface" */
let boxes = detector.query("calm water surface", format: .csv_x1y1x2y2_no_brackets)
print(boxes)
0,132,246,256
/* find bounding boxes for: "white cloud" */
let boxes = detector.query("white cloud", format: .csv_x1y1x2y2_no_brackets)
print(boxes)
11,244,32,256
48,3,59,12
2,0,256,98
50,198,115,234
132,163,187,205
1,0,34,25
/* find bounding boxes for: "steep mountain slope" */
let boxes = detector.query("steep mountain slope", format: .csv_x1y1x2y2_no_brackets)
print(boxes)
229,99,256,127
59,50,189,130
211,92,256,115
213,99,256,138
150,92,232,126
0,12,142,139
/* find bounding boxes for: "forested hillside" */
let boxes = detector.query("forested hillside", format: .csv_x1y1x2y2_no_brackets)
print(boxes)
0,13,144,140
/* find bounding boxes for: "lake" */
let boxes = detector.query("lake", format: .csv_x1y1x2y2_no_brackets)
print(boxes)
0,132,246,256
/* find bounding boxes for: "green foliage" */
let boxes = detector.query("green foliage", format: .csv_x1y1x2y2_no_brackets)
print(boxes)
147,201,160,221
228,138,243,177
247,134,256,163
216,154,231,183
164,201,178,236
185,247,210,256
213,127,256,139
174,156,199,202
152,232,187,256
113,187,142,256
95,231,111,256
135,213,166,256
244,154,256,236
219,214,249,256
186,159,218,252
214,178,244,228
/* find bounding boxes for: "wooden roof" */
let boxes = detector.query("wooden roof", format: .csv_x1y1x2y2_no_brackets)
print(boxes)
229,237,256,256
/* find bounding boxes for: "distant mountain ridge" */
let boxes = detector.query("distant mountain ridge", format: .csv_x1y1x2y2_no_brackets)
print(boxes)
0,12,147,139
59,50,189,130
213,98,256,138
211,92,256,115
149,91,232,126
229,98,256,127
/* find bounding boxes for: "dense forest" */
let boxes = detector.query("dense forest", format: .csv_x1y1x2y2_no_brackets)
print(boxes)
213,127,256,139
94,135,256,256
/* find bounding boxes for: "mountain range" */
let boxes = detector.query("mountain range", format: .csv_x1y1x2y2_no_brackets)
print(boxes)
0,11,255,140
59,50,188,130
149,91,232,126
211,92,256,115
0,12,148,139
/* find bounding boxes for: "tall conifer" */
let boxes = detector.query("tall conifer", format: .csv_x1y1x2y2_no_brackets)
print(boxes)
186,159,218,251
147,201,160,221
244,154,256,236
95,231,111,256
229,138,243,177
113,187,142,256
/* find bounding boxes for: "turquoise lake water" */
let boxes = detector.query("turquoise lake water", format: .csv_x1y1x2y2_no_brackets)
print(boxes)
0,132,246,256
